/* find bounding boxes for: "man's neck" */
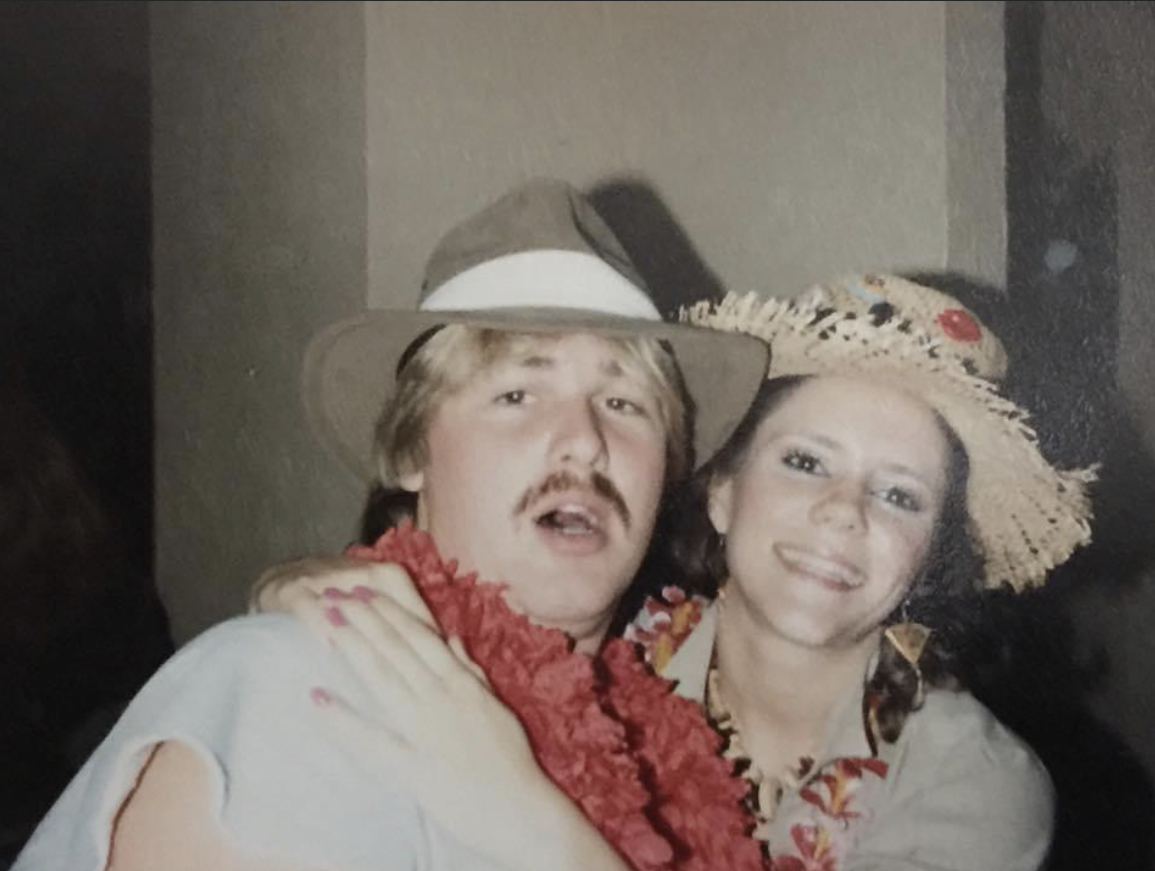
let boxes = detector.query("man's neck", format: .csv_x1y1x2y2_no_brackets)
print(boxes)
562,616,611,656
412,501,614,658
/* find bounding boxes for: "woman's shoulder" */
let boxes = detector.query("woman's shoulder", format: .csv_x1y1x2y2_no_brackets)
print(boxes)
910,687,1050,779
893,686,1055,831
841,688,1055,870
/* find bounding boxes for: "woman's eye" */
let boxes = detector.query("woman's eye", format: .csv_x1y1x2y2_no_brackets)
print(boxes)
783,449,822,474
495,390,527,405
606,396,646,416
880,487,922,512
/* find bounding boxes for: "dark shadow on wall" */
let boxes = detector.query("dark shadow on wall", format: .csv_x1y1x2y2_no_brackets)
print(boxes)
900,4,1155,869
0,1,156,589
910,210,1155,871
589,176,727,316
1009,3,1155,868
585,177,738,630
0,2,173,864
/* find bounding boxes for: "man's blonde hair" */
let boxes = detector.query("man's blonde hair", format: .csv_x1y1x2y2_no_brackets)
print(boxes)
374,325,690,485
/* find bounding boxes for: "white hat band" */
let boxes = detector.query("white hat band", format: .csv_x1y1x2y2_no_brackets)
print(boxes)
420,250,661,321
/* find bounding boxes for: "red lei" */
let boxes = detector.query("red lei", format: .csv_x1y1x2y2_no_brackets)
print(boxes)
346,524,764,871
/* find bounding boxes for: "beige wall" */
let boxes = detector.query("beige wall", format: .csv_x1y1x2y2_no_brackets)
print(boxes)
152,1,368,642
153,0,1005,642
366,1,999,311
946,0,1007,287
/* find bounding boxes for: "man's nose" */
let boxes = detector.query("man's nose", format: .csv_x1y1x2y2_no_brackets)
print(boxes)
549,398,609,470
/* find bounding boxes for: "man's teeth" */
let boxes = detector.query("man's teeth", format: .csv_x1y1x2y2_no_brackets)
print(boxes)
539,508,597,534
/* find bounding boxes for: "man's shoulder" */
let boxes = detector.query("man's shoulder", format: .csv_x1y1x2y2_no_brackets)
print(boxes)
181,612,319,665
128,613,336,721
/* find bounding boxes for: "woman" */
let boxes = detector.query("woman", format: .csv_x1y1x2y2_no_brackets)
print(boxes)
260,274,1095,870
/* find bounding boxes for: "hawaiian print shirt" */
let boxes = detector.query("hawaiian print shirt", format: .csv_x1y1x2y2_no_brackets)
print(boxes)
624,589,1056,871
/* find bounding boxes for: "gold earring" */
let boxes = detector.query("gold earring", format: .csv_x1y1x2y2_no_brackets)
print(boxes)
884,621,931,667
884,601,931,705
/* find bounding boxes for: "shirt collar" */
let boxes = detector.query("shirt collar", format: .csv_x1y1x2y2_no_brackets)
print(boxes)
659,601,894,768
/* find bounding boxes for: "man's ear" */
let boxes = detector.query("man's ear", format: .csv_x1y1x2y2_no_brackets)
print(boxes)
399,469,424,493
706,476,734,536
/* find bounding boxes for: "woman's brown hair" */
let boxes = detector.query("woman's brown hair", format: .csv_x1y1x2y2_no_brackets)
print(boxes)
629,375,984,742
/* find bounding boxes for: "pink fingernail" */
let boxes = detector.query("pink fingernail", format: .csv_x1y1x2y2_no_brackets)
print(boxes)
322,587,351,600
310,687,332,706
351,585,377,603
324,605,348,627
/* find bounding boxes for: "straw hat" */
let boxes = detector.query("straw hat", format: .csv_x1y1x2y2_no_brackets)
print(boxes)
684,273,1096,591
303,179,769,483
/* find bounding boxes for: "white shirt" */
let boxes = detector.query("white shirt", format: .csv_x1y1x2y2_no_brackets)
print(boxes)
14,614,506,871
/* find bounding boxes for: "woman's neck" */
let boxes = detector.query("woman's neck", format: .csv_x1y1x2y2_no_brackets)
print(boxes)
713,592,879,756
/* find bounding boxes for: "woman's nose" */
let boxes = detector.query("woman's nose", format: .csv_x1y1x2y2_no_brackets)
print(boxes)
810,479,867,533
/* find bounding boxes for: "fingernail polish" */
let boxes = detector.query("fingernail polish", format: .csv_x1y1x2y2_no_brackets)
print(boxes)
351,585,377,603
322,587,350,600
324,605,347,627
310,687,332,706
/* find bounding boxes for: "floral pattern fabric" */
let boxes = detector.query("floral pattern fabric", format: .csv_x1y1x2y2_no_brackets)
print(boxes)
627,588,1056,871
626,588,890,870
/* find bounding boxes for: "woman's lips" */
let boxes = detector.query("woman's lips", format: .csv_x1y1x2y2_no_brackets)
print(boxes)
773,543,864,591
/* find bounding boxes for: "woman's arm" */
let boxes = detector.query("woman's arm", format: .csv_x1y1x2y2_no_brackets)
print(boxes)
305,590,633,871
250,556,416,619
253,555,636,870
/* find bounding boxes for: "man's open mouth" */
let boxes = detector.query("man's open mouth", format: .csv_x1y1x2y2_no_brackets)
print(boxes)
536,503,602,536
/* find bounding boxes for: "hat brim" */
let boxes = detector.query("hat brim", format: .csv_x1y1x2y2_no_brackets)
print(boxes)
303,306,769,485
686,292,1095,592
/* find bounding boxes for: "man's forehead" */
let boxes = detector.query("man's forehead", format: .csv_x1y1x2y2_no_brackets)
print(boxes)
490,332,639,376
514,353,627,379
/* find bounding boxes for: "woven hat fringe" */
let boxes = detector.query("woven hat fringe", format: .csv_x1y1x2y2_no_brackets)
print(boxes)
683,289,1096,592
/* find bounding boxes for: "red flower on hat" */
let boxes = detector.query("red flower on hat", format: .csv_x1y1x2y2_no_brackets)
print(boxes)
936,309,982,343
346,523,763,871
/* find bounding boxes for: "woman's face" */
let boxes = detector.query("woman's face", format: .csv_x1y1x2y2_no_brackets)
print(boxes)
708,376,951,650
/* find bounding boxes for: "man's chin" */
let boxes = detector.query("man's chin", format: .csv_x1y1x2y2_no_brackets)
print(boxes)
505,587,624,639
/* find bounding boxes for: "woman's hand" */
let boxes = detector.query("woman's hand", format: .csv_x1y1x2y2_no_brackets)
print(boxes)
305,592,632,871
249,555,430,636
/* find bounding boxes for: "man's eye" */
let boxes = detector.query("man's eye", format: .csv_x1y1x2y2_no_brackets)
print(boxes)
783,449,822,474
495,390,527,405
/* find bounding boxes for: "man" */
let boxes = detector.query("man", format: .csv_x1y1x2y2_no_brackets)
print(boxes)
14,178,766,871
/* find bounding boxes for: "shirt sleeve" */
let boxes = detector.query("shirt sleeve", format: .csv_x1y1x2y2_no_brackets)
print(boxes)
12,614,435,871
848,691,1055,871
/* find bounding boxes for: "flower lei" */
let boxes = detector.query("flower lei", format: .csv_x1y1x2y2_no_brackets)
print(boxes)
346,523,765,871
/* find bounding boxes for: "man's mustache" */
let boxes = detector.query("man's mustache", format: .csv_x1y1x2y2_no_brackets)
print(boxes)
513,470,631,530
